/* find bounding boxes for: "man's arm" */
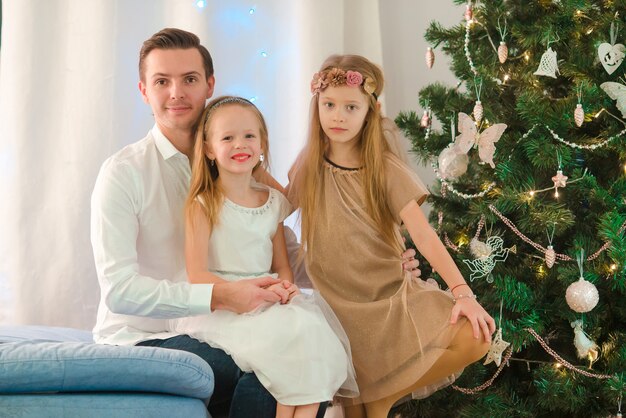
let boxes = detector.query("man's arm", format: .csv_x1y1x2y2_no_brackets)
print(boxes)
91,159,213,318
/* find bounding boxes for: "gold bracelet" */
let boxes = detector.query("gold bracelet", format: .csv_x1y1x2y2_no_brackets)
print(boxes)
452,293,477,303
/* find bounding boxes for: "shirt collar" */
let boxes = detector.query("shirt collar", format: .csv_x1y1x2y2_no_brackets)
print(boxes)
152,125,184,161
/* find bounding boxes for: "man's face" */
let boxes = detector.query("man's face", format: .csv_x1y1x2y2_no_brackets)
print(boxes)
138,48,214,138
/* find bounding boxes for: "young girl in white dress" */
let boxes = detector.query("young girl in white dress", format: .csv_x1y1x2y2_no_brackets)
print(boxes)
171,96,357,418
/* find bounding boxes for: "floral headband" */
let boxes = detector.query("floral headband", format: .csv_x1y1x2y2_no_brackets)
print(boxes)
310,68,378,99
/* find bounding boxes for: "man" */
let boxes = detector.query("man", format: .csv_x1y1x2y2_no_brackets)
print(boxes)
91,28,420,418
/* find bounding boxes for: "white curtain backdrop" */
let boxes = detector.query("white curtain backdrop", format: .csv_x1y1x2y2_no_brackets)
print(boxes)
0,0,460,330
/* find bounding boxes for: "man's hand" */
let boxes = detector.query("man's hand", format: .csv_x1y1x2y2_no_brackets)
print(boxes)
211,276,281,313
402,248,421,280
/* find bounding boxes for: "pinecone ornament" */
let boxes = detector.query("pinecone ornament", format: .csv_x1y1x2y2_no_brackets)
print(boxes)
464,2,473,21
574,103,584,127
425,47,435,69
545,245,556,268
498,41,508,64
420,109,431,128
473,101,483,124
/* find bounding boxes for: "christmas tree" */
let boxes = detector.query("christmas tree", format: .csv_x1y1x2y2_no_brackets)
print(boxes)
394,1,626,417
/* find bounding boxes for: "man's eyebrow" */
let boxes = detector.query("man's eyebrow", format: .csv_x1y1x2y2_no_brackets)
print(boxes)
150,71,202,79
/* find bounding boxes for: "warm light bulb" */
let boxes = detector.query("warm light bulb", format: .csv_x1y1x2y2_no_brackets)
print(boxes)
610,264,618,271
554,362,562,369
524,53,530,61
529,190,535,197
554,190,559,198
586,28,594,35
503,74,511,81
576,10,582,16
623,163,626,174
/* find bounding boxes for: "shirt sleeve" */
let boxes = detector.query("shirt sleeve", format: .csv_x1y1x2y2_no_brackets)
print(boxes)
90,158,213,319
385,154,430,222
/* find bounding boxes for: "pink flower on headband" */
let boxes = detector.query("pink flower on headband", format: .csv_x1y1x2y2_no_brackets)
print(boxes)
345,71,363,87
310,72,328,94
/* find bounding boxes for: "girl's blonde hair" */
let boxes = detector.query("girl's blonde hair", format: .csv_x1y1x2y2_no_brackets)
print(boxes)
291,55,407,260
186,96,270,232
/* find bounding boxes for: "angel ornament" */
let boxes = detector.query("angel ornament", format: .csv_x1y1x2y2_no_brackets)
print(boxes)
454,112,507,168
463,235,516,283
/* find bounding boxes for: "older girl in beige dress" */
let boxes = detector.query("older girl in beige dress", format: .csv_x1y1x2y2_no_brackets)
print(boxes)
288,55,496,418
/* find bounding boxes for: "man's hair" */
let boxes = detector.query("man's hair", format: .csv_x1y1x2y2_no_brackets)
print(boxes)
139,28,214,82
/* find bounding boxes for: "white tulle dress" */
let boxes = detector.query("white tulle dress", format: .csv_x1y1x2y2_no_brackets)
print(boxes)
171,184,357,405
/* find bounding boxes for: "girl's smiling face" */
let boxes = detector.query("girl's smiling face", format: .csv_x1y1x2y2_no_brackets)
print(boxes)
205,104,263,175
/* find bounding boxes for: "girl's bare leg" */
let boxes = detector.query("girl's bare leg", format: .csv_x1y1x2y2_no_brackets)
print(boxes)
276,403,295,418
293,403,320,418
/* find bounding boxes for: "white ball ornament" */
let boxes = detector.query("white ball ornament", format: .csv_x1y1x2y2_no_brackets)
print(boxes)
565,277,599,313
437,146,469,180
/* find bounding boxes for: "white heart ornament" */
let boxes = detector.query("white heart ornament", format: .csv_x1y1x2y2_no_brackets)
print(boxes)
598,42,626,75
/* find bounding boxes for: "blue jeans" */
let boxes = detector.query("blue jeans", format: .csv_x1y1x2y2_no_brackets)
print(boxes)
137,335,328,418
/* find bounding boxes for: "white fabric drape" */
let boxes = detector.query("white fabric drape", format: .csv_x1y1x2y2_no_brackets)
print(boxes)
0,0,459,329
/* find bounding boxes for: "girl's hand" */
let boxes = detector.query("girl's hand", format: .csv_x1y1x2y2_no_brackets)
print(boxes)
450,297,496,343
266,280,300,304
401,248,421,280
284,281,301,302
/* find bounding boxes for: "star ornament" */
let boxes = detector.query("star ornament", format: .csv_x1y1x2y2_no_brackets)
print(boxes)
552,169,568,188
483,328,511,367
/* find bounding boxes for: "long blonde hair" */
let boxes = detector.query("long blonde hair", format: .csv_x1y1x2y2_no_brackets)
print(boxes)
186,96,270,233
291,55,406,260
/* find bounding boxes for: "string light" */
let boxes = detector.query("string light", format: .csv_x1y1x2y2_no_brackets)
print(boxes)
610,264,618,271
524,52,530,61
249,96,258,103
195,0,205,8
503,74,511,82
554,362,563,369
260,51,268,58
249,7,256,14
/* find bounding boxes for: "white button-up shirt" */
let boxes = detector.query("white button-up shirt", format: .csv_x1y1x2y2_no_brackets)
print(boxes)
91,125,213,345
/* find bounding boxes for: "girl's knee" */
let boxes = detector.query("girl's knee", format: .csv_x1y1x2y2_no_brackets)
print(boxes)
455,322,491,361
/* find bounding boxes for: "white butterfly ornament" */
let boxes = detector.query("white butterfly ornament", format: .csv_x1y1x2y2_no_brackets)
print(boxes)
600,81,626,118
454,112,507,168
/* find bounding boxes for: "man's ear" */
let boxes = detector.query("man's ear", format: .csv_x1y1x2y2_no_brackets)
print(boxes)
138,81,149,104
206,75,216,99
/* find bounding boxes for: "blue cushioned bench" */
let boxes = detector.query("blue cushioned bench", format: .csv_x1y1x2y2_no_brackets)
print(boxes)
0,326,214,418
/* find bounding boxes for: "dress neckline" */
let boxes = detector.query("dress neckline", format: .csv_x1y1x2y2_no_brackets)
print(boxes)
323,155,362,171
224,187,274,214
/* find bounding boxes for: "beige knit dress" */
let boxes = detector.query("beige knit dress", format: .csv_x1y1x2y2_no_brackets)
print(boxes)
303,154,465,405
